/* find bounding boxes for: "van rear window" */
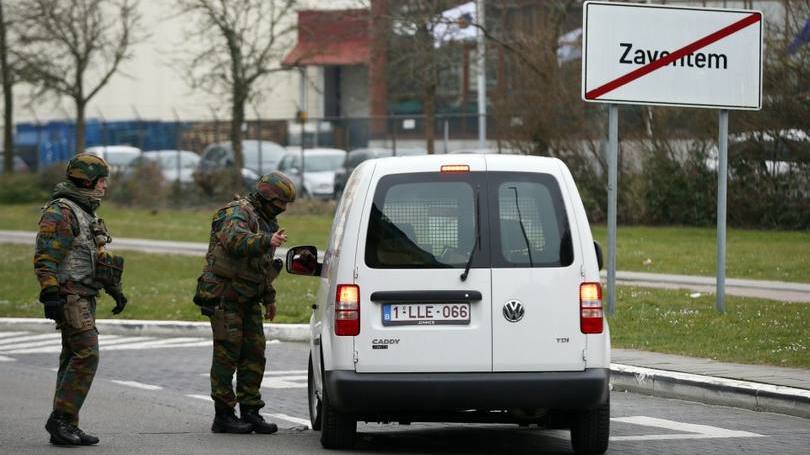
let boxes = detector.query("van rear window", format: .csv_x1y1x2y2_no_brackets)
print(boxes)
365,171,573,269
365,174,481,268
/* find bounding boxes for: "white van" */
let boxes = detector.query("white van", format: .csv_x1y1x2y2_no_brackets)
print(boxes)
286,154,610,454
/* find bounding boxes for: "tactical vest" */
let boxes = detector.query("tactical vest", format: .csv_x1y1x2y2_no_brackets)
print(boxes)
53,198,100,288
206,199,279,298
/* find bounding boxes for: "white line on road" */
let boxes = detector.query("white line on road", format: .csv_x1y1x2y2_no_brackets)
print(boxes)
0,335,123,351
100,337,205,351
110,380,163,391
610,416,765,441
262,412,311,429
0,333,60,346
0,354,15,362
186,394,311,428
0,331,29,339
264,370,307,376
261,376,307,389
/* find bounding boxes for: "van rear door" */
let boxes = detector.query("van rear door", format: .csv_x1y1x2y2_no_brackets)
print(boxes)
486,164,587,372
354,158,492,373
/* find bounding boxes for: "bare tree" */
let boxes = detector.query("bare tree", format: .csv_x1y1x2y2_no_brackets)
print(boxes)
0,0,16,173
12,0,140,155
375,0,467,154
176,0,297,176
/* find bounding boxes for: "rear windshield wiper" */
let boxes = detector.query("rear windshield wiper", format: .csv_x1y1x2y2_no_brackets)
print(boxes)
510,186,534,267
460,187,481,281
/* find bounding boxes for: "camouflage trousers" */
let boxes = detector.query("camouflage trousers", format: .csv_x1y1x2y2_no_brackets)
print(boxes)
210,292,266,412
53,296,99,425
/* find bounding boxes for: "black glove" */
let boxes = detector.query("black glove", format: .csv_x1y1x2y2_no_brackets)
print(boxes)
39,287,64,322
108,288,128,315
200,305,215,317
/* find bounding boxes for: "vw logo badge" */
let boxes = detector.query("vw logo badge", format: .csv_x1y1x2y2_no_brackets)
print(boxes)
503,300,525,323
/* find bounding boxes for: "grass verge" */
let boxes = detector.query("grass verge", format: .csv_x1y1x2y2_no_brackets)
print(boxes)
3,243,808,368
610,286,810,369
0,244,318,324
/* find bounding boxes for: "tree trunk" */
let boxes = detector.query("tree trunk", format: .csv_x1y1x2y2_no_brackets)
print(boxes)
424,82,436,155
0,1,13,174
75,99,86,155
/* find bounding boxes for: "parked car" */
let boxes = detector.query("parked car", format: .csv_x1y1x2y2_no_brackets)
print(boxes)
334,147,427,198
276,148,347,199
194,140,287,190
13,156,30,173
127,150,200,184
84,145,142,173
286,154,610,453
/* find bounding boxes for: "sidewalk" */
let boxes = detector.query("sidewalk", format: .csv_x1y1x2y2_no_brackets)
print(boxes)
1,317,808,420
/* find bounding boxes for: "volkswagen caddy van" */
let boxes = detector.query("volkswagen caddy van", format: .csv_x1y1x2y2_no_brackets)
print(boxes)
287,154,609,454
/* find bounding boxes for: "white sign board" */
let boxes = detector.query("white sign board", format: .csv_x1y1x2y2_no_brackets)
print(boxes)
582,1,762,110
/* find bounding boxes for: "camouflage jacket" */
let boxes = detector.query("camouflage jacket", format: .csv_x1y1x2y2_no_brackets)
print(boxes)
195,196,280,305
34,197,112,297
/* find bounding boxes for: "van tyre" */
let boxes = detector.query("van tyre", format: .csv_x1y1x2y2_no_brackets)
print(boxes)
320,380,356,449
570,399,609,455
308,353,322,431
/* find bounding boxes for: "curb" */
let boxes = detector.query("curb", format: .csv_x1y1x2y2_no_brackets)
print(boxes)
611,363,810,420
2,317,808,419
0,317,309,342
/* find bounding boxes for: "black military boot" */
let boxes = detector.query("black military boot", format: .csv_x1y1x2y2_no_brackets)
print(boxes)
211,408,254,434
45,411,81,445
241,407,278,434
72,427,100,445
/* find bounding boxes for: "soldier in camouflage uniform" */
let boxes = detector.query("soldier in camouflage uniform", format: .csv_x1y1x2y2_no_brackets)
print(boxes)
194,171,296,434
33,154,128,446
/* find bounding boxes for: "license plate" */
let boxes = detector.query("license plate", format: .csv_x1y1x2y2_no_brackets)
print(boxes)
382,303,470,326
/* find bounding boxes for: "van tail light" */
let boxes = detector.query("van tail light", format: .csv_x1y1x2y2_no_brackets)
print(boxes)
335,284,360,336
580,282,604,334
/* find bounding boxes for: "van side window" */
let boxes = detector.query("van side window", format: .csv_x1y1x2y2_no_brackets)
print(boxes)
491,174,573,268
365,175,479,268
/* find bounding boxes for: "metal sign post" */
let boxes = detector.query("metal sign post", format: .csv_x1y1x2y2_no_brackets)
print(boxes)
607,104,618,315
716,109,729,313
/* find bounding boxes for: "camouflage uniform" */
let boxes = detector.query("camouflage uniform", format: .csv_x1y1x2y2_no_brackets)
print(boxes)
195,172,295,430
34,154,125,445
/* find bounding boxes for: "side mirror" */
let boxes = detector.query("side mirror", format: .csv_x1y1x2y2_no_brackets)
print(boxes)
286,245,322,276
594,241,604,271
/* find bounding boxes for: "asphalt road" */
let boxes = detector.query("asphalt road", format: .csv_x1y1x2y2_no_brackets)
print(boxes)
1,333,808,454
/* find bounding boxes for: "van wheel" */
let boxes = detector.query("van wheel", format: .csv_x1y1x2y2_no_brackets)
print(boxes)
320,377,356,449
570,399,609,455
308,353,322,431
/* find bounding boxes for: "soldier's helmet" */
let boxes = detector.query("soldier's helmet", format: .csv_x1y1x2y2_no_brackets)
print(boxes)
256,171,296,203
66,154,110,187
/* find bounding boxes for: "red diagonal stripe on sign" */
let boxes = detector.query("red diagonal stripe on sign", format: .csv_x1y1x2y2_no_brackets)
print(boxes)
585,11,761,100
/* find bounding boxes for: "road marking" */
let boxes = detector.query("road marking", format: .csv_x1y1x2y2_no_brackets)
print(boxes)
261,375,307,389
0,331,30,339
0,333,61,346
264,370,307,376
262,412,311,429
547,415,765,442
0,355,15,362
610,416,765,441
186,394,311,428
110,380,163,391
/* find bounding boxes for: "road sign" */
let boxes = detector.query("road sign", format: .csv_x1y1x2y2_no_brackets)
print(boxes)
582,1,762,110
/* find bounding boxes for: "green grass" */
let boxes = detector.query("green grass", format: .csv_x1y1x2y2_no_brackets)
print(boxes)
609,286,810,369
0,244,318,324
4,241,807,368
592,225,810,282
2,204,809,283
0,203,334,250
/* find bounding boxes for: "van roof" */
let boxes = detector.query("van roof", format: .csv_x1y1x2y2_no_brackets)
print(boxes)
370,153,564,175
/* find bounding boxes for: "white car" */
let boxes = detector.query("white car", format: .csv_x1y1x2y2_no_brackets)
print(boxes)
84,145,142,173
277,148,347,199
129,150,200,184
286,154,610,453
